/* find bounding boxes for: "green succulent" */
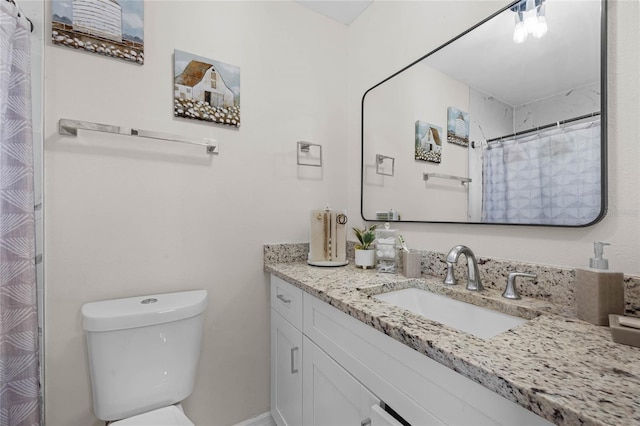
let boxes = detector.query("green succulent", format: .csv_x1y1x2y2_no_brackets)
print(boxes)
353,225,378,250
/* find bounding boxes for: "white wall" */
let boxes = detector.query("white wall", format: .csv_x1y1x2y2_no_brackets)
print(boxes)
348,0,640,275
44,1,348,425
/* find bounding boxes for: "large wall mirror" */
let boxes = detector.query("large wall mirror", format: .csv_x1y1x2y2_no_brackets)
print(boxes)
361,0,607,226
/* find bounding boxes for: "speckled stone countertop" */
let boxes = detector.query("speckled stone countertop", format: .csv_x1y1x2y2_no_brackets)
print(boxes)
264,258,640,426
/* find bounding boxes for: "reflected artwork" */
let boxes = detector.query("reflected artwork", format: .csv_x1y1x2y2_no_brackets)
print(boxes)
415,120,442,163
447,107,469,147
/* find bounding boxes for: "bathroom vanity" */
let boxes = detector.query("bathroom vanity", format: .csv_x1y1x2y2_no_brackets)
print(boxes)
265,248,640,426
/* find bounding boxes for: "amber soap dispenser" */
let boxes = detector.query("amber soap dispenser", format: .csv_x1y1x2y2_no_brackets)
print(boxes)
575,242,624,326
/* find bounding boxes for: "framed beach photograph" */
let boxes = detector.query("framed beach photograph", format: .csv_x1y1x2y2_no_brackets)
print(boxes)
447,107,470,147
415,120,442,163
174,50,241,128
51,0,144,64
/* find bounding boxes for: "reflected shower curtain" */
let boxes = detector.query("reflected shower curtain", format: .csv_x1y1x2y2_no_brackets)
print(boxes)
481,121,601,225
0,2,39,426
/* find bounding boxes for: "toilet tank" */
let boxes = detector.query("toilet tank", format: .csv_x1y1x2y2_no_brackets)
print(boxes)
81,290,208,421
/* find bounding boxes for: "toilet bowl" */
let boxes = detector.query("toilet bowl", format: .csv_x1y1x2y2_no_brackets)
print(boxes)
82,290,208,425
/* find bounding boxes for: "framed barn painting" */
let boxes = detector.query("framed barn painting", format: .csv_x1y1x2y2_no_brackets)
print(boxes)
51,0,144,64
447,107,470,147
174,50,241,128
415,120,442,163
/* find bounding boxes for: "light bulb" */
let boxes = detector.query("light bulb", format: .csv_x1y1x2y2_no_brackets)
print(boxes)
524,11,538,34
533,16,547,38
533,3,548,39
513,22,528,43
513,12,528,44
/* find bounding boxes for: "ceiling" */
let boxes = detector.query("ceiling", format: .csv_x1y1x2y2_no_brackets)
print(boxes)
294,0,373,26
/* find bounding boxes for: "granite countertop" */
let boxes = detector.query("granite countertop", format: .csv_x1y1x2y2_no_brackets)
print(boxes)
264,260,640,426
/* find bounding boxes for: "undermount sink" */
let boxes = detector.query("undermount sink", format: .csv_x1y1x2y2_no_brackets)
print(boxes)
373,288,528,339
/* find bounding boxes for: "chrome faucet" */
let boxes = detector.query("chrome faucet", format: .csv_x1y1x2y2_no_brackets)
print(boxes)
443,245,483,291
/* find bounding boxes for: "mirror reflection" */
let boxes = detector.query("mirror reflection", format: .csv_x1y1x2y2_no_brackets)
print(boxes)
361,0,606,226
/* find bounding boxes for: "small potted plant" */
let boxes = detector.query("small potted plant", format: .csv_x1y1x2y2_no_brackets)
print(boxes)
353,225,377,269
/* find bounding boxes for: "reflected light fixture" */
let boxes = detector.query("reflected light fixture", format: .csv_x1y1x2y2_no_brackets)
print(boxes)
511,0,548,44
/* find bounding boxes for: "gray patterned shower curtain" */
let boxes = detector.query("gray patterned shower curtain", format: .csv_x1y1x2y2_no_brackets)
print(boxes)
0,1,40,425
481,120,601,225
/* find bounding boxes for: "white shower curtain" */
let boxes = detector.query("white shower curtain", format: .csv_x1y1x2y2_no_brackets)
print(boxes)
482,121,601,225
0,2,40,425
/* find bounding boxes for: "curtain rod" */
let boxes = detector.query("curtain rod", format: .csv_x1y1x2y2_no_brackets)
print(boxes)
5,0,33,32
472,112,601,148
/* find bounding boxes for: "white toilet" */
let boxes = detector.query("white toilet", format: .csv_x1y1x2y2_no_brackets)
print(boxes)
81,290,208,425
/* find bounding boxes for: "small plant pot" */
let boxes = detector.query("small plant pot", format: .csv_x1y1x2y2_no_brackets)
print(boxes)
355,249,376,269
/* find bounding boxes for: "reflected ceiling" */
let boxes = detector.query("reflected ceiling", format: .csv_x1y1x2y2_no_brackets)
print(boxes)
427,1,601,106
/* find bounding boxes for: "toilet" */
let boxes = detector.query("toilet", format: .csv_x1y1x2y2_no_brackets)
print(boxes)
81,290,208,425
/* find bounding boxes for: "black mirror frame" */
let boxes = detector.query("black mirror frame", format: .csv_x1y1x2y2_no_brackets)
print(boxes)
360,0,607,228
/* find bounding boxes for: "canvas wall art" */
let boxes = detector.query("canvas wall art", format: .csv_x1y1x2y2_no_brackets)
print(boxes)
52,0,144,64
174,50,241,128
415,120,442,163
447,107,470,147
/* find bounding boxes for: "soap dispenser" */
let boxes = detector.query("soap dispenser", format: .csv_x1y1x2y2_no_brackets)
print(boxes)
575,242,624,326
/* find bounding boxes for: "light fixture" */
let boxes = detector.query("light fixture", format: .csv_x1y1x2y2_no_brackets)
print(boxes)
511,0,548,43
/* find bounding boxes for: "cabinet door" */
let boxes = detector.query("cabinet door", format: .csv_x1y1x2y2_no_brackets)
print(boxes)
303,336,378,426
271,310,303,426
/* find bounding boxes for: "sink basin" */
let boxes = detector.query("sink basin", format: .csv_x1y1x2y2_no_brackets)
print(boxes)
373,288,528,339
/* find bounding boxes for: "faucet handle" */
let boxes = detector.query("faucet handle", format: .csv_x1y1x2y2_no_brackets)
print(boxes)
443,261,457,285
503,272,537,300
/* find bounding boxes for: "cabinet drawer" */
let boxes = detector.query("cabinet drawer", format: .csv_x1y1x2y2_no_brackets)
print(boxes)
271,275,303,329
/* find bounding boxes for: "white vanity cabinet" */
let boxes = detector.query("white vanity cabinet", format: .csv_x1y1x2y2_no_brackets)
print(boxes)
270,274,551,426
270,277,303,426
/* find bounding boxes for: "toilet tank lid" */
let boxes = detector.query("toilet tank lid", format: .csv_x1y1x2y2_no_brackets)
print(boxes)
82,290,208,332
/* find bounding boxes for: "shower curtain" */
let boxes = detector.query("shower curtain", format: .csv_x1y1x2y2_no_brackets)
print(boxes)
481,121,601,225
0,2,40,425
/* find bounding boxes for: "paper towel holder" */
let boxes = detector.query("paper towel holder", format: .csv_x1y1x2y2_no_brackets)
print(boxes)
297,141,322,167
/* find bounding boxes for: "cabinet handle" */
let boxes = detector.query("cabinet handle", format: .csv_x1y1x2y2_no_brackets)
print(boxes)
361,418,371,426
290,346,299,374
277,294,291,304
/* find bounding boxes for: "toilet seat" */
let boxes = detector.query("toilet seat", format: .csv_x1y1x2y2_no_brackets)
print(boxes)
110,406,194,426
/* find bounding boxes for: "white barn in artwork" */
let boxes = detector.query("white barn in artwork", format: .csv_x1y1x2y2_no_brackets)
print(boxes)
72,0,123,42
174,60,235,108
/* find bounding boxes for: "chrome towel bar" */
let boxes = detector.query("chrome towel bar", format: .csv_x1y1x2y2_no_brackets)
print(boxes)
58,119,218,155
423,173,471,185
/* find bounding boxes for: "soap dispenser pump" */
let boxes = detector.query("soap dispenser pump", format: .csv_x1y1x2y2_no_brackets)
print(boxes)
589,242,610,270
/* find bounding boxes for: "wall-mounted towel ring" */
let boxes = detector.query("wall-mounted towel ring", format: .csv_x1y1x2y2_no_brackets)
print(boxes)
376,154,395,176
297,141,322,167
